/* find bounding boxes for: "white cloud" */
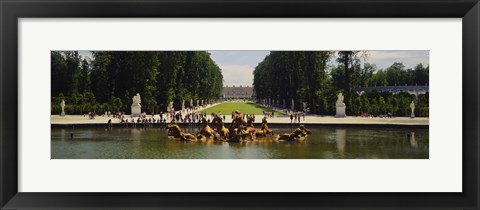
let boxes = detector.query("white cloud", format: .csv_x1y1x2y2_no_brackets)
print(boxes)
209,50,269,67
209,51,269,86
328,50,429,71
366,50,429,70
218,64,254,86
78,50,93,61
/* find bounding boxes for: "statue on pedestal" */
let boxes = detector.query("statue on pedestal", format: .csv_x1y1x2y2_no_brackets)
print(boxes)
335,92,346,118
60,100,65,116
410,101,415,118
131,93,142,117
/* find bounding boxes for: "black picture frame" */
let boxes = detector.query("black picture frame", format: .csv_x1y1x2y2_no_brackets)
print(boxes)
1,0,479,209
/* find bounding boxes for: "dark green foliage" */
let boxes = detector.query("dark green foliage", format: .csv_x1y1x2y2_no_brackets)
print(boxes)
370,62,429,86
51,51,223,115
51,51,82,96
253,51,429,117
253,51,332,114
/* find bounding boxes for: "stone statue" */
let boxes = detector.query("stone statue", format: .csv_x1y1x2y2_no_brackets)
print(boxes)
60,99,65,116
132,93,141,105
410,101,415,118
181,100,185,110
291,99,294,110
336,92,345,105
335,92,346,118
131,93,142,117
168,101,174,112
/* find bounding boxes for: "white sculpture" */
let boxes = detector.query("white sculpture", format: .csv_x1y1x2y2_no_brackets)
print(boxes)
131,93,141,117
168,101,174,112
335,92,346,118
132,93,141,105
291,99,294,111
336,93,344,105
60,100,65,116
181,100,185,110
410,101,415,118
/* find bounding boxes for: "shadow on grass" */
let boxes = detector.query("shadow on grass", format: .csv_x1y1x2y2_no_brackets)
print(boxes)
247,102,283,115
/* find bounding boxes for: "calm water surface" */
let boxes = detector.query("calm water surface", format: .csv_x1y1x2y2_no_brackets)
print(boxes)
51,126,428,159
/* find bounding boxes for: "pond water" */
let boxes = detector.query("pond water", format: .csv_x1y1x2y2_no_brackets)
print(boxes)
51,126,428,159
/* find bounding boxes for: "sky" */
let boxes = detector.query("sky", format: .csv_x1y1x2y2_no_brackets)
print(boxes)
78,51,93,60
208,51,270,87
209,50,429,86
78,50,429,87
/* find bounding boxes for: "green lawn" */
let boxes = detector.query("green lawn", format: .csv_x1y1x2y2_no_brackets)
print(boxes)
198,102,282,115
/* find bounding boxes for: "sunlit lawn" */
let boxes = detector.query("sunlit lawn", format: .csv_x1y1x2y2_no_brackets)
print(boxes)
199,102,282,115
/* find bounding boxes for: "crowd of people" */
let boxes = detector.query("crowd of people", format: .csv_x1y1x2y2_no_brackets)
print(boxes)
289,112,306,124
263,111,275,118
84,101,311,128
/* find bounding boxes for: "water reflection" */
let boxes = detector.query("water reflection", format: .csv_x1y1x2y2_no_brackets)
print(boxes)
335,129,346,158
409,132,417,148
51,126,429,159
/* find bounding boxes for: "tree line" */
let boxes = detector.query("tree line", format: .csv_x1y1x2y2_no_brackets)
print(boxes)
51,51,223,115
253,51,429,117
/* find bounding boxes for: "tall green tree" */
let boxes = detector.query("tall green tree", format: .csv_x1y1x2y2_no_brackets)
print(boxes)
52,51,222,114
253,51,331,113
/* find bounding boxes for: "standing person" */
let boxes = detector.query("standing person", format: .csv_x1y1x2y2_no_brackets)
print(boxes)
290,114,293,123
272,111,275,118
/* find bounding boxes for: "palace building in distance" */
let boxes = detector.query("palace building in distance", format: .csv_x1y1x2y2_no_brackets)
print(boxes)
222,85,254,99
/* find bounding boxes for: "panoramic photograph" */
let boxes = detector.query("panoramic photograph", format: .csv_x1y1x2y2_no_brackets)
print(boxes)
51,50,429,159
